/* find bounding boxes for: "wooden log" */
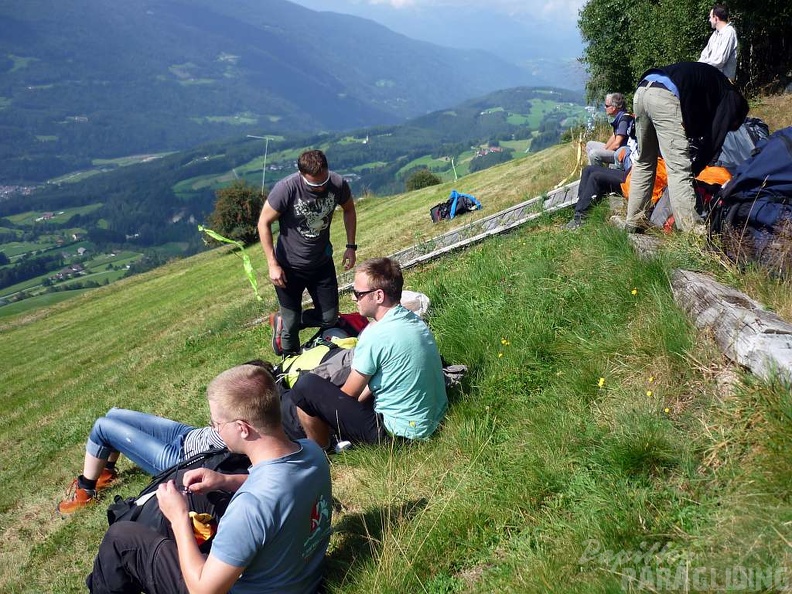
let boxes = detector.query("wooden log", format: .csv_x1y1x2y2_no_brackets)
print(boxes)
608,215,662,257
671,269,792,386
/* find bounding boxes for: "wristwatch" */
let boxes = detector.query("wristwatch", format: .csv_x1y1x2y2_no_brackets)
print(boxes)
346,244,357,250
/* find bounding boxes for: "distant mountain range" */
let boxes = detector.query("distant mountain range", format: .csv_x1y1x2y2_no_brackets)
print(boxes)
292,0,585,64
0,82,586,260
0,0,541,184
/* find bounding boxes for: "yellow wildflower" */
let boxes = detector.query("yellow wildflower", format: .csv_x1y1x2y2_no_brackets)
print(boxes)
631,288,638,296
598,377,605,388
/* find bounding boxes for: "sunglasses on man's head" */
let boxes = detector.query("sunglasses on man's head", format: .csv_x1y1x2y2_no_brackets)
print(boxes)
301,173,331,188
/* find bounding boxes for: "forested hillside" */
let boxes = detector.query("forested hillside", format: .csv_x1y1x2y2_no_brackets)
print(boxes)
579,0,791,98
0,85,587,313
0,0,535,184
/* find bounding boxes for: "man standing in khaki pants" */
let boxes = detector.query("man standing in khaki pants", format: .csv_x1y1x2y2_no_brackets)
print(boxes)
626,62,747,234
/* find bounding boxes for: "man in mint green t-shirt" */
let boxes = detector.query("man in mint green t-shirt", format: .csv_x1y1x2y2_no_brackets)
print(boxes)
288,257,448,447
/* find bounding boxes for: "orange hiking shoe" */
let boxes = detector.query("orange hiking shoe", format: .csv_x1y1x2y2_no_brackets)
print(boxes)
96,467,118,490
57,480,97,515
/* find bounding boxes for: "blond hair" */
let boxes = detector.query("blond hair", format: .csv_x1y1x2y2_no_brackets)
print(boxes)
206,364,280,433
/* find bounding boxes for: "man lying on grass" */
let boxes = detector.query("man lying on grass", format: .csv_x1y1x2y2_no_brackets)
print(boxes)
57,361,270,515
281,257,448,448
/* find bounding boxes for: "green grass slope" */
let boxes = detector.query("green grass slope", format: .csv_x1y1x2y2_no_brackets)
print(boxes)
0,134,790,592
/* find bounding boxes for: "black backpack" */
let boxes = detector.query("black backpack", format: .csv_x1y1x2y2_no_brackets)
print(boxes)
713,117,770,172
430,190,482,222
106,448,250,553
708,126,792,276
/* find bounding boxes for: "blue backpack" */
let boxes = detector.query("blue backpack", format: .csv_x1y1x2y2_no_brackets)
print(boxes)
708,126,792,276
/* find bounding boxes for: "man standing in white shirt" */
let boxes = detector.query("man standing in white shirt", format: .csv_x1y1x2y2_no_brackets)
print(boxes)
698,4,738,81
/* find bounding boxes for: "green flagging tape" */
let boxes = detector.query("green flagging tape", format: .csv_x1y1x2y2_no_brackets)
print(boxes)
198,226,262,301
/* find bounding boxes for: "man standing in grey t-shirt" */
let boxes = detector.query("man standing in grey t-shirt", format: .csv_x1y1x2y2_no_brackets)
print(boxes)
257,150,357,356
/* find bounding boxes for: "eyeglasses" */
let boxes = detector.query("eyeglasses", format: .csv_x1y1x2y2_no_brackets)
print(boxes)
351,288,378,301
604,103,613,108
210,417,239,432
301,173,331,188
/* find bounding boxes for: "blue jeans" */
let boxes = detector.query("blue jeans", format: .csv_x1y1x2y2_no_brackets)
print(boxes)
86,408,195,476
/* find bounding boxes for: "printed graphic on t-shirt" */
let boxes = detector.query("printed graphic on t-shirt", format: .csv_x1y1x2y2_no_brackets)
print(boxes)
303,493,332,558
295,193,337,239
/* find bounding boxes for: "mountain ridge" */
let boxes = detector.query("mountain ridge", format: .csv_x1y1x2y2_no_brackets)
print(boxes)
0,0,538,183
0,84,587,313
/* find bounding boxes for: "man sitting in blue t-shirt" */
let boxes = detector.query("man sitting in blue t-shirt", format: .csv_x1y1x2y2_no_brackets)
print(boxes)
285,257,448,448
86,364,333,594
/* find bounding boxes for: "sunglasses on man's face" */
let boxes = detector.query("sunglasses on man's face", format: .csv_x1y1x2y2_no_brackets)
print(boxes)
301,173,331,188
351,288,378,301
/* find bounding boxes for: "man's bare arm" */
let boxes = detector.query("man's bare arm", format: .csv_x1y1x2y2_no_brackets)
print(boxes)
257,202,286,288
341,368,370,401
157,481,243,594
340,199,357,270
604,134,626,151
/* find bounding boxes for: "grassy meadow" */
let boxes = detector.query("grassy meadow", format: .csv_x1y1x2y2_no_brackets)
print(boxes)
1,98,791,593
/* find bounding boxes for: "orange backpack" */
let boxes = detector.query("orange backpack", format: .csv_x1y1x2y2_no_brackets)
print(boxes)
620,158,668,204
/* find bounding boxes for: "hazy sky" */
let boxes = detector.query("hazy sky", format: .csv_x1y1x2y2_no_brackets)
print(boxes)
289,0,585,62
291,0,585,22
293,0,585,21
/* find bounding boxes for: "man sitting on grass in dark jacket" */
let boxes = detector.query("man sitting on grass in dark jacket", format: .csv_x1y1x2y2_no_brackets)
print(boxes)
566,145,633,230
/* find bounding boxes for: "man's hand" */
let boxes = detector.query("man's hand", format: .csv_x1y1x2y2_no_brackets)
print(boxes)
157,480,189,524
358,386,373,402
183,469,248,494
257,201,286,288
605,134,626,151
268,261,287,288
182,468,224,494
342,247,356,271
157,478,246,593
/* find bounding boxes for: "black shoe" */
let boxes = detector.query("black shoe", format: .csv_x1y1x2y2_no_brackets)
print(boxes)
565,214,585,230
